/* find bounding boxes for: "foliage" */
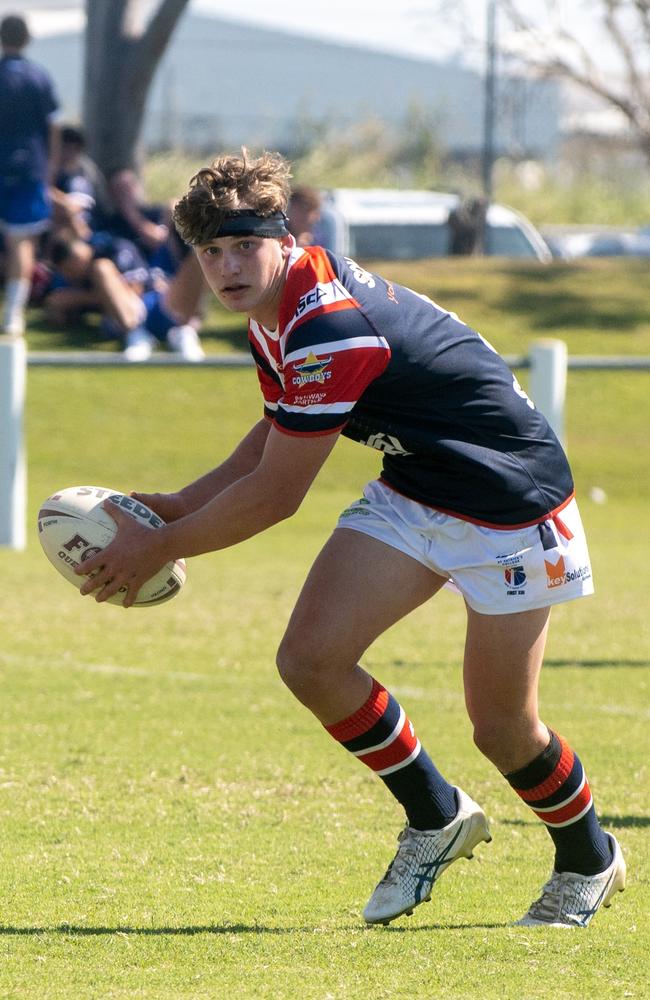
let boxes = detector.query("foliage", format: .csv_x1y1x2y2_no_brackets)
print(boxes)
499,0,650,163
0,363,647,997
141,141,650,228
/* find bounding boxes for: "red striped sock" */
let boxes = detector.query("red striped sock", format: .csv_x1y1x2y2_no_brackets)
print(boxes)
325,678,457,829
506,730,612,874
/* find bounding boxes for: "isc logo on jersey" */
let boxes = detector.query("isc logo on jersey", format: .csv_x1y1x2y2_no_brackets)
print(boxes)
288,280,347,333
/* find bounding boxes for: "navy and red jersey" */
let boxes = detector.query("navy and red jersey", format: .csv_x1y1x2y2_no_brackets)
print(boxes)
248,245,574,528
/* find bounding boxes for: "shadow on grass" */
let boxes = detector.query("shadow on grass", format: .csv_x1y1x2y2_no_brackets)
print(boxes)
0,923,300,936
543,658,650,669
489,263,650,334
501,815,650,829
0,919,509,935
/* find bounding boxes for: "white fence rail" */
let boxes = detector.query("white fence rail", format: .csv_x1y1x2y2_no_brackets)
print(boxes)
2,340,649,550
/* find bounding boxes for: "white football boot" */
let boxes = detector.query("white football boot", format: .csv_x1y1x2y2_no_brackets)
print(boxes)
516,834,626,928
363,788,492,925
167,325,205,362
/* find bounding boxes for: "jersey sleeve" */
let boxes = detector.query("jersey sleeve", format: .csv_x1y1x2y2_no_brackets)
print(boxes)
274,306,390,436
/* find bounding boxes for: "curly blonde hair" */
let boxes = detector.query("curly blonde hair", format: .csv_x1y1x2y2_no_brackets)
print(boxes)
173,148,292,245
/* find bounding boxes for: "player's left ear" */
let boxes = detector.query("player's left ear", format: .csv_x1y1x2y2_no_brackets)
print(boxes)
279,234,295,257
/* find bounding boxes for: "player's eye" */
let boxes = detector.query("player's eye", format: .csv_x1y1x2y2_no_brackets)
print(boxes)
204,246,221,256
240,240,253,250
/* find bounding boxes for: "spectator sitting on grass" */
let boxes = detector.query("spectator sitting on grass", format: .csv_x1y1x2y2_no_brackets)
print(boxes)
49,124,110,241
45,229,206,362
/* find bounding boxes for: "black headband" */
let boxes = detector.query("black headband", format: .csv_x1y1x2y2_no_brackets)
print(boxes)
207,209,290,241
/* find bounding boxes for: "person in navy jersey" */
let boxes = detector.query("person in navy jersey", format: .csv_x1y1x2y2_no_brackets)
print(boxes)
76,149,625,929
0,13,60,335
49,125,110,240
45,229,206,361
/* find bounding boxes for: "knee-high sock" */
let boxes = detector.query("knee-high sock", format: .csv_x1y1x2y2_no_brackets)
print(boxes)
325,678,458,830
506,730,612,875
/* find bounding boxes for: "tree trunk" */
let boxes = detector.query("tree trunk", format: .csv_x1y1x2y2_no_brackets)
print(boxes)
83,0,190,179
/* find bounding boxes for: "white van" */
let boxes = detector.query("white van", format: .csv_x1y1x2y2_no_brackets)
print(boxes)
316,188,552,262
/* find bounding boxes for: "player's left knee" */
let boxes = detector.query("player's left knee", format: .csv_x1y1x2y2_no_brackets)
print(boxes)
471,717,547,773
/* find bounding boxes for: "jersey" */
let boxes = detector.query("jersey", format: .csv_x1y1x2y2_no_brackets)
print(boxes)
0,54,59,183
248,245,574,528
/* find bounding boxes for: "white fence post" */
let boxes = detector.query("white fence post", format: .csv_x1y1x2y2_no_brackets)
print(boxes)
0,335,27,550
529,338,568,446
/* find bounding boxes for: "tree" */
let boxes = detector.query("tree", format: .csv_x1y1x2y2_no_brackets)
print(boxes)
83,0,190,178
498,0,650,162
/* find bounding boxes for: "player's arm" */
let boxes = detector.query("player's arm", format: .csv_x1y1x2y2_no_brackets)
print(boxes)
131,418,272,522
76,424,340,605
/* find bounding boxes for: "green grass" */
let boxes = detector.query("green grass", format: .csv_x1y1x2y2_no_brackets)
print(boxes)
0,361,648,998
24,257,650,359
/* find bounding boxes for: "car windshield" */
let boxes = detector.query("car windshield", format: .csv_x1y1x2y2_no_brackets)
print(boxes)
348,223,450,259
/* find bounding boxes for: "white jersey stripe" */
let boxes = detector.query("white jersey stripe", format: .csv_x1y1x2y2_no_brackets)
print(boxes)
250,321,284,386
282,278,353,339
284,335,388,365
278,401,355,416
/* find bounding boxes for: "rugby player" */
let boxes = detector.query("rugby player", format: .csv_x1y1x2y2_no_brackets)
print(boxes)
76,149,626,928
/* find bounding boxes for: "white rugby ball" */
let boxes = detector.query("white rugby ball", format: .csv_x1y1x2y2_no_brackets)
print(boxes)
37,485,186,607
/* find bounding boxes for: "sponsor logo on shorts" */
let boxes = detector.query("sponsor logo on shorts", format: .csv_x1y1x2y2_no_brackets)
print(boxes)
340,497,372,518
497,551,526,568
292,351,333,386
504,565,527,596
545,556,592,589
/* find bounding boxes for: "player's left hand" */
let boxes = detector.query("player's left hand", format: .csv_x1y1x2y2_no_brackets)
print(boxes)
74,501,168,607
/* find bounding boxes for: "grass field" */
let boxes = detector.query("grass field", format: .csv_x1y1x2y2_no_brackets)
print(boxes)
1,262,649,998
24,257,650,358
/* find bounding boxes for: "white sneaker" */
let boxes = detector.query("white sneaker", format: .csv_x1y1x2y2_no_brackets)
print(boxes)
167,325,205,362
363,788,492,925
124,328,155,362
516,834,626,928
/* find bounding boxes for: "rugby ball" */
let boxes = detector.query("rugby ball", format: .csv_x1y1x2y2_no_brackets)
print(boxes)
37,485,186,607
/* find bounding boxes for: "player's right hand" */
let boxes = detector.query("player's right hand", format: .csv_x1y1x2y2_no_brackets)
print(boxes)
130,491,187,523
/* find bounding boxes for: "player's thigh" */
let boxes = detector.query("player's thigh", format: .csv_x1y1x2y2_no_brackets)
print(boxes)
281,526,447,667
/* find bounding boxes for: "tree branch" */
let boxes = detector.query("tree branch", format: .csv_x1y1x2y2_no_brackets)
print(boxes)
138,0,191,68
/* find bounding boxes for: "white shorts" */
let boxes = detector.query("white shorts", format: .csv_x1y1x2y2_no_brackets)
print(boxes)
336,480,594,615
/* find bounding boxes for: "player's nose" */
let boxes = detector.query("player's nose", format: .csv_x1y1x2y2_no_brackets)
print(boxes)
220,250,241,275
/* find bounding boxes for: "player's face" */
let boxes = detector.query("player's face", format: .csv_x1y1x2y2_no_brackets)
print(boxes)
196,234,292,329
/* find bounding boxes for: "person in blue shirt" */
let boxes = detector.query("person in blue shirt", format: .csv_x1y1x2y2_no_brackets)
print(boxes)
0,13,60,336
